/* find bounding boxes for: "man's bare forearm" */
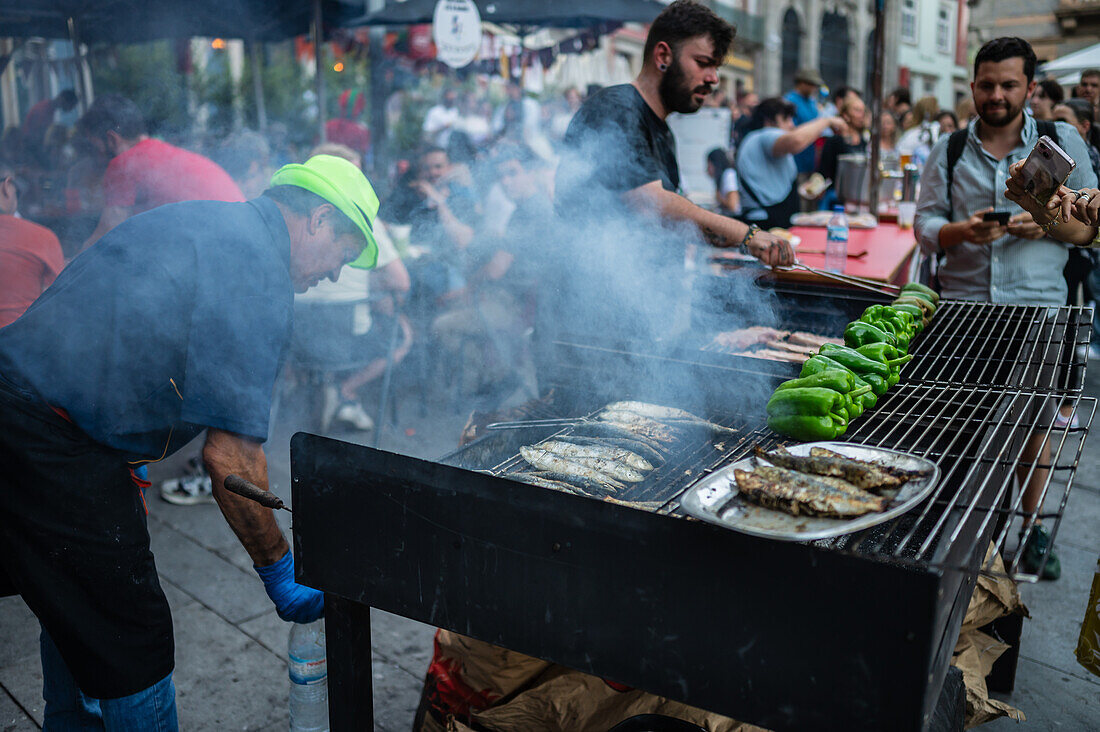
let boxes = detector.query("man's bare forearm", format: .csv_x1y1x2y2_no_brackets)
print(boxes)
203,429,288,566
624,182,750,246
1048,218,1096,246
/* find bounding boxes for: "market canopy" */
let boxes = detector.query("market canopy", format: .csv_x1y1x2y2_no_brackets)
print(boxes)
353,0,667,29
0,0,367,42
1038,40,1100,79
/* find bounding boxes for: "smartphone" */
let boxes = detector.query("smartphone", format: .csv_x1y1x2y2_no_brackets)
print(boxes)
982,211,1011,225
1018,135,1076,206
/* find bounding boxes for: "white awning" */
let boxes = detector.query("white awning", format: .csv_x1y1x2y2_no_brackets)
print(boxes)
1039,41,1100,77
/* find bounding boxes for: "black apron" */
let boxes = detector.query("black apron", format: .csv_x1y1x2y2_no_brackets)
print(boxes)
737,173,800,231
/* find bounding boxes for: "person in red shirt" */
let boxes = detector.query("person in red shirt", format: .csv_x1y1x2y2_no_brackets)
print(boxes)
77,94,244,249
0,162,65,327
22,90,78,165
325,89,371,159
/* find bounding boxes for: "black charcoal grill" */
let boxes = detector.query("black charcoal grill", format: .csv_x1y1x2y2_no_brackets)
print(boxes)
292,293,1093,731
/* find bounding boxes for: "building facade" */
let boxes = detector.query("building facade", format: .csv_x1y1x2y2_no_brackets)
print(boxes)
969,0,1100,66
757,0,880,98
896,0,970,109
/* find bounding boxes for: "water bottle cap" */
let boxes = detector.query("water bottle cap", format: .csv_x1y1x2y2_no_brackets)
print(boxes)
833,205,845,212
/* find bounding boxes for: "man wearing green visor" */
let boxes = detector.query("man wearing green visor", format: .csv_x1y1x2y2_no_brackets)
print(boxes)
0,154,378,728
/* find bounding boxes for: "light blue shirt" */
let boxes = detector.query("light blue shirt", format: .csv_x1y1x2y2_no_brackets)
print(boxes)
784,90,820,173
736,127,797,222
914,116,1098,305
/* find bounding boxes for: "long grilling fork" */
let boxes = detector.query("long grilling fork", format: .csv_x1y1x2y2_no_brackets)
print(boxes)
774,262,902,298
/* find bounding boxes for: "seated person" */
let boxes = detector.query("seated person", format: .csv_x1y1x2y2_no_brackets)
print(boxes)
430,145,552,399
291,143,412,432
0,161,65,328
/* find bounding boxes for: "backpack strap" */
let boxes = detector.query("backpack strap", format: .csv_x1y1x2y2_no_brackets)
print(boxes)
1036,119,1060,147
945,129,968,222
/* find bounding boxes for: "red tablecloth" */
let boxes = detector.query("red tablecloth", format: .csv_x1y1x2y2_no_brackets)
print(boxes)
783,224,918,286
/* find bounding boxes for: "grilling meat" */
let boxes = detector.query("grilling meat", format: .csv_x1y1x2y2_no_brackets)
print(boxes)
758,446,903,492
712,326,786,350
734,467,888,517
710,328,843,364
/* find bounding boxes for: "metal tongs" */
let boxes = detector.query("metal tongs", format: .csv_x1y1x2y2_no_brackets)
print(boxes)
486,417,586,431
774,262,902,298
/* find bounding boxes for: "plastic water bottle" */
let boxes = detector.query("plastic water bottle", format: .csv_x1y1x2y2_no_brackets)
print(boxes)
288,620,329,731
825,205,849,273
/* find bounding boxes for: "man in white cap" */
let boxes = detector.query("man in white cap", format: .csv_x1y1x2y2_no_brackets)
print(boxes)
0,155,379,729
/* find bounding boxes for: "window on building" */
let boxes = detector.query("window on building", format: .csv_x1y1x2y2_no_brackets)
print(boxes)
936,4,953,54
901,0,918,45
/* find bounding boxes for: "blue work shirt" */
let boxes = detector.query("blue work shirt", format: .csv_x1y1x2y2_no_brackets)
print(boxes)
736,127,798,222
784,90,820,173
0,197,293,459
914,116,1098,305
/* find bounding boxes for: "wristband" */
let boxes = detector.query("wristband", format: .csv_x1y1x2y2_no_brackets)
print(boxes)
738,224,761,255
1039,217,1061,235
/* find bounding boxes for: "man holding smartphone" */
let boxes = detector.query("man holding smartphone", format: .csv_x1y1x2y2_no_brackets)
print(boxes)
915,37,1098,580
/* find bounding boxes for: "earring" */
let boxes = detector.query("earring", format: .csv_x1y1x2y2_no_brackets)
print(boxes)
658,63,668,72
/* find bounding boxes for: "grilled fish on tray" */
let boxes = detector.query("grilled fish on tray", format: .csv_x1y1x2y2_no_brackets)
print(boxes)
734,466,888,518
756,445,904,493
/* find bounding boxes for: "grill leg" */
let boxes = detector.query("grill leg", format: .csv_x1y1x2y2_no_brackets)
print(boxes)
325,594,373,730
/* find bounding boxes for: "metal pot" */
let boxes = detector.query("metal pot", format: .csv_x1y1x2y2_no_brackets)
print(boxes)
836,154,903,210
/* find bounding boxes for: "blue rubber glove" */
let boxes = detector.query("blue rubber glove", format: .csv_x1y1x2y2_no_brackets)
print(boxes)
254,550,324,623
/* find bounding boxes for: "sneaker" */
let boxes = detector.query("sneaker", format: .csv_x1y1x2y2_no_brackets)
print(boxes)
332,401,374,431
1054,411,1080,430
1019,525,1061,580
159,472,215,506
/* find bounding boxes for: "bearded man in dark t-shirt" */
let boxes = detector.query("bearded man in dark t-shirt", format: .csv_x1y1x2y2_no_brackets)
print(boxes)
549,0,793,343
556,1,791,263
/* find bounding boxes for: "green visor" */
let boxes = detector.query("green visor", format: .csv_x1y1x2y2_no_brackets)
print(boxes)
269,154,380,269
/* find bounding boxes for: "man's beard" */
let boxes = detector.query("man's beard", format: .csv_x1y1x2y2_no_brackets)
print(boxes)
658,58,711,114
977,99,1023,128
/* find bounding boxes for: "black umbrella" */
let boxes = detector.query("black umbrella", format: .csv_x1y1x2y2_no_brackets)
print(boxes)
352,0,665,29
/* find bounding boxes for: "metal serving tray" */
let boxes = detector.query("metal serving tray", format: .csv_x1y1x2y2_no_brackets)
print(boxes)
680,441,940,541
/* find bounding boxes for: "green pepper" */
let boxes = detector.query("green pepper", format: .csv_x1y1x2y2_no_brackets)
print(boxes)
845,321,897,348
861,315,909,350
767,414,847,441
862,372,889,396
856,342,900,362
893,296,936,317
891,303,926,327
818,344,893,378
800,356,878,407
777,371,871,420
766,387,848,420
901,282,940,304
777,370,855,393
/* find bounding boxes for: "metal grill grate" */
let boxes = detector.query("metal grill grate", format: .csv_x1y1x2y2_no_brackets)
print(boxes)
719,383,1095,582
905,301,1093,393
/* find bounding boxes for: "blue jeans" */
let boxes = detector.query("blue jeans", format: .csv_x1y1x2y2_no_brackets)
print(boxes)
40,627,178,731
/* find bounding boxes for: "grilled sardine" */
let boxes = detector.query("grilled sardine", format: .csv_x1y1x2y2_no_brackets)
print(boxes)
597,412,681,443
734,467,888,517
510,472,595,496
604,401,738,435
557,435,666,467
753,466,887,508
569,422,668,452
520,446,642,485
758,446,903,492
536,440,654,472
808,447,932,481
